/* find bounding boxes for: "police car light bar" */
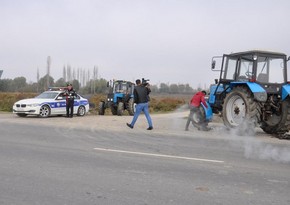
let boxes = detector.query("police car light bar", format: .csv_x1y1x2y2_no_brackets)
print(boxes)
48,87,68,91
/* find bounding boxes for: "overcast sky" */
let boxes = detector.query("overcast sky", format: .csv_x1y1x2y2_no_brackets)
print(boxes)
1,0,290,88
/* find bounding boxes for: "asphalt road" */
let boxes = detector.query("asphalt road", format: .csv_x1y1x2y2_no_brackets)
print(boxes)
0,113,290,205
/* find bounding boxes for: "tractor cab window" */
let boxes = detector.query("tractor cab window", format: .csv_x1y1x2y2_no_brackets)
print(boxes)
114,83,122,92
114,82,128,93
256,57,284,83
238,57,254,81
122,83,128,93
223,55,253,81
223,57,236,80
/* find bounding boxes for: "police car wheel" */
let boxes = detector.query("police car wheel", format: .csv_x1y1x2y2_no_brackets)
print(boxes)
39,105,50,118
77,106,86,116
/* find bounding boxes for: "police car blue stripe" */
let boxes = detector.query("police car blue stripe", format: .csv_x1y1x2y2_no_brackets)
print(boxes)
39,100,88,109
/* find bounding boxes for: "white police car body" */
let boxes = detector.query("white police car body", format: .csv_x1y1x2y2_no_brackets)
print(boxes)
13,90,89,117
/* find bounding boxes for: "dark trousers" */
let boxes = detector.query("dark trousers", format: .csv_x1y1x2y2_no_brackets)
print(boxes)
185,106,200,130
66,100,74,117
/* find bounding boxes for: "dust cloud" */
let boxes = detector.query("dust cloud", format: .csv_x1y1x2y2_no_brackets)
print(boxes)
243,138,290,163
169,105,290,164
228,122,290,164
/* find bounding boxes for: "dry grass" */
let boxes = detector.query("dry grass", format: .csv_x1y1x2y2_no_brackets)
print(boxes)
0,92,37,111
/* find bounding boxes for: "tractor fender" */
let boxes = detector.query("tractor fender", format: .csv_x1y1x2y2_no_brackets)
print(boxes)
281,84,290,101
201,101,213,121
230,82,267,102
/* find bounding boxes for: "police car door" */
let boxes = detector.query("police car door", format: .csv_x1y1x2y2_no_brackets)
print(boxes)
54,92,67,114
73,94,81,114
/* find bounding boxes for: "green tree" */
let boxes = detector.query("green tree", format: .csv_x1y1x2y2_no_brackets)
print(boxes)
72,79,80,91
94,78,107,93
13,77,27,92
169,84,179,94
38,74,54,91
22,83,38,92
185,84,194,93
150,84,158,93
54,78,66,87
178,84,185,93
159,83,170,93
0,79,13,92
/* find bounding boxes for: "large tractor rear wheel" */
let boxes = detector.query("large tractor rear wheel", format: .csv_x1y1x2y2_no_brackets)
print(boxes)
260,99,290,134
127,98,135,116
98,101,105,115
117,102,124,116
222,86,260,134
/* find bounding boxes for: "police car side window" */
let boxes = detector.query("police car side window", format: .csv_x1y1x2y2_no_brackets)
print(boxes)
75,94,80,99
56,93,65,100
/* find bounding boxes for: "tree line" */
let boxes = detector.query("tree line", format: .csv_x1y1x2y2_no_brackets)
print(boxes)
0,75,201,94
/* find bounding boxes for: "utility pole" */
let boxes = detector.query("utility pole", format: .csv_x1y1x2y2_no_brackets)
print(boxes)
93,66,98,94
47,56,51,89
37,67,40,92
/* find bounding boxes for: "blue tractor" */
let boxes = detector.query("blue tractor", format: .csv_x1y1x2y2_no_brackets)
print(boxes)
208,50,290,135
98,80,135,116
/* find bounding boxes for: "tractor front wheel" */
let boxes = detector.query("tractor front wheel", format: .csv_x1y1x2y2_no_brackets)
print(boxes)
127,98,135,116
117,102,124,116
98,101,105,115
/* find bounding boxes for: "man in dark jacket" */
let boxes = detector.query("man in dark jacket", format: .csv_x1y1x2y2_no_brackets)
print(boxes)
64,83,77,118
126,79,153,130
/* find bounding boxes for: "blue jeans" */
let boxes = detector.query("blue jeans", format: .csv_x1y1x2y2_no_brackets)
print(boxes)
130,102,153,127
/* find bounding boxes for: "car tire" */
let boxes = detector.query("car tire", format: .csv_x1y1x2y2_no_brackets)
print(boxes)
39,105,50,118
77,106,86,116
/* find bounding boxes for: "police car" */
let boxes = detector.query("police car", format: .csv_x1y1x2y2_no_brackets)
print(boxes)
13,88,90,117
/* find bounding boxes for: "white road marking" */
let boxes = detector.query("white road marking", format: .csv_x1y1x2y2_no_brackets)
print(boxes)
93,147,224,163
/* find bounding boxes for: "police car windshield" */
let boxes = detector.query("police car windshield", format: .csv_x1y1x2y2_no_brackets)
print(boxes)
35,92,58,99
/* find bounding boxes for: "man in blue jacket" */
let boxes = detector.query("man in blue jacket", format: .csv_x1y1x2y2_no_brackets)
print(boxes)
126,79,153,130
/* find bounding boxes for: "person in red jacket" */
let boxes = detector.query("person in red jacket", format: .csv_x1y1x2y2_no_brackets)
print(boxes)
185,90,210,131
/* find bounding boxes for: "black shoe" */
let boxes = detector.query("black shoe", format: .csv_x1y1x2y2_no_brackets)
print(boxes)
126,123,133,129
147,127,153,130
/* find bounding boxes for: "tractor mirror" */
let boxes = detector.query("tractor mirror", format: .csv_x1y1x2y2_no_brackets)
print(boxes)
287,56,290,61
215,79,218,84
211,60,216,69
